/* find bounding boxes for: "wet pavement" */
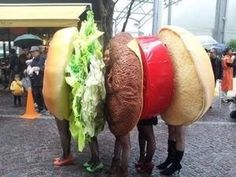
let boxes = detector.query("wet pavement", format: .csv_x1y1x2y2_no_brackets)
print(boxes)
0,89,236,177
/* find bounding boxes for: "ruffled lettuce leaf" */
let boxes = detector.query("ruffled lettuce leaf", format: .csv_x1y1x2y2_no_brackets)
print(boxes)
65,11,105,151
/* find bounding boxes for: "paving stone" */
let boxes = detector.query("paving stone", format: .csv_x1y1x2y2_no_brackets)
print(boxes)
0,90,236,177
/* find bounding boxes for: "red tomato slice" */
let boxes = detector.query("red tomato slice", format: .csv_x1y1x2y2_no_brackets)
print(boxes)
137,36,174,120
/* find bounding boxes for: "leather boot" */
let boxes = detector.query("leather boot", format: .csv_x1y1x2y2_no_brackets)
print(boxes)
160,150,184,176
157,140,176,170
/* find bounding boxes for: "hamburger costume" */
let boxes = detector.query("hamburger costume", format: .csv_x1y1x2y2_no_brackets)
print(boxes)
43,11,214,176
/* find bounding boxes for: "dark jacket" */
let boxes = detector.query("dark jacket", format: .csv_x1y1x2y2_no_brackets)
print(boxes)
19,54,28,75
9,53,20,73
30,55,45,87
210,56,222,81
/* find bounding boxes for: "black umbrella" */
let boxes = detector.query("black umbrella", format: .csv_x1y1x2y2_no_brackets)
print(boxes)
14,34,43,48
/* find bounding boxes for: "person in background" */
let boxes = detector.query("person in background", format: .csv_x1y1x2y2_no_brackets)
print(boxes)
25,51,33,69
135,116,157,174
19,51,28,78
9,49,20,84
26,51,33,60
221,48,234,103
157,125,186,176
28,46,46,113
0,58,10,89
10,74,24,107
40,46,48,59
209,48,222,83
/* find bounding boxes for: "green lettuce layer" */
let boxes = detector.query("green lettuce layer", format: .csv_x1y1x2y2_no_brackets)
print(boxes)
65,11,105,151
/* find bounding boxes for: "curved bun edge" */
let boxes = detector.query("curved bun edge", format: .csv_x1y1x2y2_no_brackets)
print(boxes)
43,27,79,120
159,25,215,125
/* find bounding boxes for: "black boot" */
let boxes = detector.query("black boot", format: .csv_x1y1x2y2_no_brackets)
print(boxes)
160,150,184,176
157,140,176,170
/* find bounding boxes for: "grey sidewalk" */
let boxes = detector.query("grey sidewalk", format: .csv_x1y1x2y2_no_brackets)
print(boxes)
0,90,236,177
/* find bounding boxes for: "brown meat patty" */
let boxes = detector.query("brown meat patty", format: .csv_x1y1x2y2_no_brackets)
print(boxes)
105,32,143,136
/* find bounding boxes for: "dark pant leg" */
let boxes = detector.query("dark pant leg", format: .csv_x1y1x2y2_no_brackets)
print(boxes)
55,118,71,158
32,86,44,111
3,70,8,88
38,86,45,110
142,125,156,163
18,96,22,106
32,86,37,106
14,95,17,106
137,125,146,162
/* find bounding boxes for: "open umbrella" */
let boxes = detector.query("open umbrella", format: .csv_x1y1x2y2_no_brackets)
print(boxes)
14,34,43,48
197,35,218,50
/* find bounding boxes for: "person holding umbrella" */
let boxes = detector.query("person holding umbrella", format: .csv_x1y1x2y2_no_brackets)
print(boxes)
27,46,46,113
14,34,43,49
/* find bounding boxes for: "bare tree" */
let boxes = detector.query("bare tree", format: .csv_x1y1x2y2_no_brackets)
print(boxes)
97,0,119,48
121,0,136,32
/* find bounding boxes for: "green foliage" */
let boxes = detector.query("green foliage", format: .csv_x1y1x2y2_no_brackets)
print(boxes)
228,39,236,51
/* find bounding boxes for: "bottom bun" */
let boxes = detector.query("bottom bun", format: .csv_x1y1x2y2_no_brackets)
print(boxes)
159,26,215,125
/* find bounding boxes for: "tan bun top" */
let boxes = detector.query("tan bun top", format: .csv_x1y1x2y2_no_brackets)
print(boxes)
43,27,79,120
159,25,215,125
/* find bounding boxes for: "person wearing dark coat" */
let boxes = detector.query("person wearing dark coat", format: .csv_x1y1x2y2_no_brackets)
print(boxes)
210,48,222,83
9,49,20,84
19,53,28,78
28,46,46,113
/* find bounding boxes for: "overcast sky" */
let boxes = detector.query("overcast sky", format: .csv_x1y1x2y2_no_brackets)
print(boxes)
114,0,236,42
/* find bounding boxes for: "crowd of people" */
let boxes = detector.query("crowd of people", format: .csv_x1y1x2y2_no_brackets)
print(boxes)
208,47,236,102
0,46,47,113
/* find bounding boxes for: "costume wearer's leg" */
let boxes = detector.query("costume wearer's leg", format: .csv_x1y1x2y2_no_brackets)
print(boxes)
136,125,155,174
168,125,176,141
55,118,71,158
143,125,156,163
161,125,186,175
113,137,122,160
119,134,130,177
137,125,146,163
85,137,104,173
107,136,122,174
157,125,176,170
175,126,186,151
89,137,100,164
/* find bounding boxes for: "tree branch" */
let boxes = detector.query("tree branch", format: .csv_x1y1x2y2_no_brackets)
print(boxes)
121,0,135,32
114,0,119,5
